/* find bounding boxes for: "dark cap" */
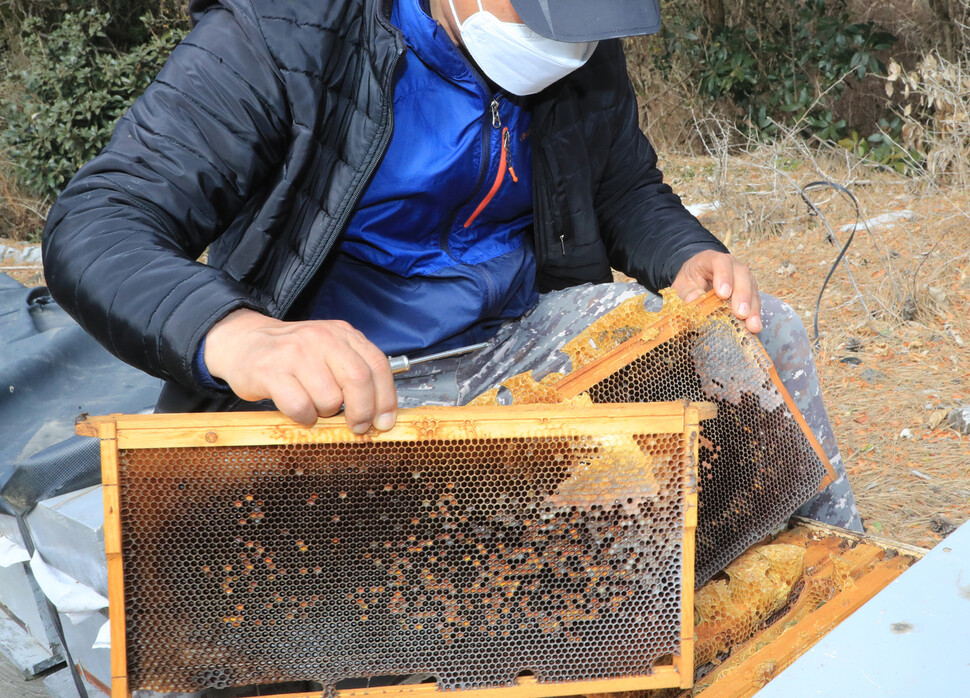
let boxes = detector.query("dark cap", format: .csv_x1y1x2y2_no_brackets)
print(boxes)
509,0,661,42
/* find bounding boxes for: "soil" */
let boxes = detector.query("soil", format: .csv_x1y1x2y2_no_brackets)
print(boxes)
2,152,967,550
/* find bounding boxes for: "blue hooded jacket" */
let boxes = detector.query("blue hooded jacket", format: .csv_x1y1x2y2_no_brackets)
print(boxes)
290,0,538,356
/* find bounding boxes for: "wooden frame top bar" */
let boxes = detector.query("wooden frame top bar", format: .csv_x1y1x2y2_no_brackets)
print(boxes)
77,402,717,450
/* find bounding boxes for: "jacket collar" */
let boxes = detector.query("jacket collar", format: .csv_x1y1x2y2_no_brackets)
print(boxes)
393,0,477,82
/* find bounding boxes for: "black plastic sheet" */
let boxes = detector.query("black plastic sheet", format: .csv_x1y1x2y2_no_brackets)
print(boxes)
0,273,162,516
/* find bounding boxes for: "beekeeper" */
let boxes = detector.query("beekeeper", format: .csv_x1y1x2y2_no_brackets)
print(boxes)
42,0,860,528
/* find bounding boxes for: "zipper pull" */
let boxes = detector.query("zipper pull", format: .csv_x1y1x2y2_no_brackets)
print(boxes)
503,129,518,183
491,99,501,128
462,126,516,229
559,234,566,255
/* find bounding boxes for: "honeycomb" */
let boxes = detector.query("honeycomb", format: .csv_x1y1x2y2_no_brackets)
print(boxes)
692,543,805,666
473,290,835,585
89,405,708,697
686,524,917,693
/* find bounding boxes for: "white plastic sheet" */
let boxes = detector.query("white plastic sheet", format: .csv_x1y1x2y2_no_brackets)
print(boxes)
28,550,108,624
93,620,111,650
840,210,916,232
0,532,30,567
685,201,721,217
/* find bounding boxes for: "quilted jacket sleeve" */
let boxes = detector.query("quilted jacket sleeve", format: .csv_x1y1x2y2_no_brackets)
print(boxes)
593,43,728,291
42,6,289,393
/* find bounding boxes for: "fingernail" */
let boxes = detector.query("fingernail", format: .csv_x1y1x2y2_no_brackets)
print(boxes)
351,422,370,435
718,284,731,297
738,302,749,317
374,412,396,431
752,317,763,332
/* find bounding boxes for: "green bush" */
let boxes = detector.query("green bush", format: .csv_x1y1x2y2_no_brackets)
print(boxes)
659,0,907,166
1,9,186,200
0,1,186,49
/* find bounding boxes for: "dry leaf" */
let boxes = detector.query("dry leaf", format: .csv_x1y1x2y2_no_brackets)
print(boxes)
925,409,950,429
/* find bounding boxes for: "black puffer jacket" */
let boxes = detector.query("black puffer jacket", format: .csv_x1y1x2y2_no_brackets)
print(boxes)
42,0,726,409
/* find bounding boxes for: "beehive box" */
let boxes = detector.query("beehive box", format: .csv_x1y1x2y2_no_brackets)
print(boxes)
77,402,715,698
624,518,924,698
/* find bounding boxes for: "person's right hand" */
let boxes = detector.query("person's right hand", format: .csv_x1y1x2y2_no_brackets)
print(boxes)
203,309,397,432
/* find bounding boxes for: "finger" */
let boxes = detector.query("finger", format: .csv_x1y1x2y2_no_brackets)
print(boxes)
267,373,318,426
682,288,705,303
348,335,397,431
295,366,345,418
672,265,708,304
746,279,762,333
673,279,706,304
711,254,735,300
731,262,754,319
327,348,379,435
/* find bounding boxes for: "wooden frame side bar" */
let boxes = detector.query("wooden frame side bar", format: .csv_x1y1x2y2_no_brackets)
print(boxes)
79,403,697,431
766,365,836,489
696,309,837,490
98,421,129,698
676,407,701,689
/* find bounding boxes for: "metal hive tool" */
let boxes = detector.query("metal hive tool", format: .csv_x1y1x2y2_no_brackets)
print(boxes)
473,291,836,586
79,403,714,698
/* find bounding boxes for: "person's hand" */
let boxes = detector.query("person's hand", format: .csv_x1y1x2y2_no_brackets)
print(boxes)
203,309,397,431
672,250,762,333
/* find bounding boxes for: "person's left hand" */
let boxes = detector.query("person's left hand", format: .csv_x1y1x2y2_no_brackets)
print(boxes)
672,250,762,333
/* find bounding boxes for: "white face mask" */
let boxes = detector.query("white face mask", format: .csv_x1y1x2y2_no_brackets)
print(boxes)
447,0,598,96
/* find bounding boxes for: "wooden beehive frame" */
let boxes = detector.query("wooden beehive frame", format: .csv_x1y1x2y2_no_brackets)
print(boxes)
552,291,837,489
79,402,715,698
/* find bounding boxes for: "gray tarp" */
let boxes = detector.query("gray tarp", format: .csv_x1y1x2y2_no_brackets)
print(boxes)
0,272,162,516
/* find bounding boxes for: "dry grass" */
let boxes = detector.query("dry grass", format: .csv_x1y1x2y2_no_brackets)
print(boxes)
654,39,970,548
886,50,970,191
0,155,46,242
623,35,711,155
0,156,46,286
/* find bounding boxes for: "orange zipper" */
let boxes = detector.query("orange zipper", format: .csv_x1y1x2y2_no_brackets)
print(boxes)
463,127,518,228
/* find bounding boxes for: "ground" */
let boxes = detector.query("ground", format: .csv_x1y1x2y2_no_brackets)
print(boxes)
660,150,970,549
2,151,967,550
0,659,45,698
